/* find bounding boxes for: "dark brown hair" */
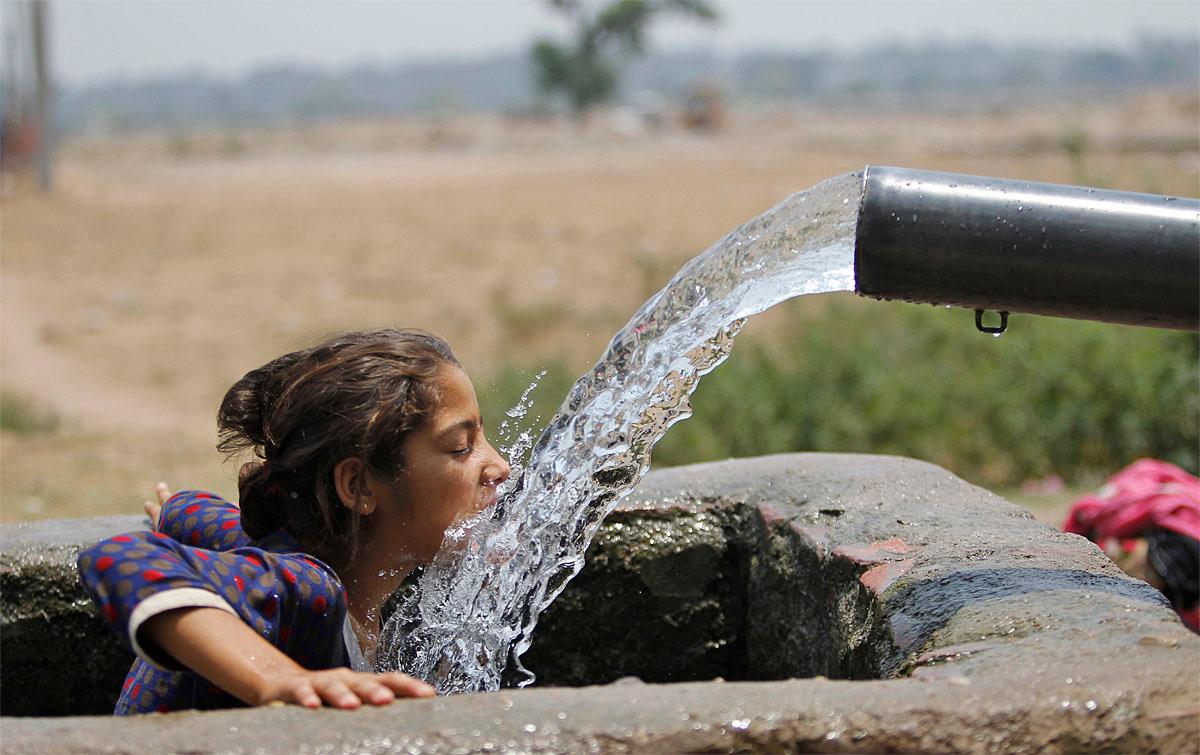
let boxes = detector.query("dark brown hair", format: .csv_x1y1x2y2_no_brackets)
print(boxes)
216,328,459,569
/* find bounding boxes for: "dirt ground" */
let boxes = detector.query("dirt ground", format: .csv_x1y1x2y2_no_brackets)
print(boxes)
2,90,1197,522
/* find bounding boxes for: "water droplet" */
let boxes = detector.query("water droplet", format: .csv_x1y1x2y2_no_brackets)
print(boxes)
1086,700,1097,711
523,724,537,734
731,719,750,731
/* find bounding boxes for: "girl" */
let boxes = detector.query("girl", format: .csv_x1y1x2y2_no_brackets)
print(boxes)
77,329,511,713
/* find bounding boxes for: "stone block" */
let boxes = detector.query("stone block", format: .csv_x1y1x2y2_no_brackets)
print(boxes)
2,453,1196,753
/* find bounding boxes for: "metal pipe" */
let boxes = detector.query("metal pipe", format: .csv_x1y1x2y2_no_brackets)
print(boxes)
854,166,1199,330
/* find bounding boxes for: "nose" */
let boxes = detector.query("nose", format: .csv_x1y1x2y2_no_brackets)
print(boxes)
482,439,511,487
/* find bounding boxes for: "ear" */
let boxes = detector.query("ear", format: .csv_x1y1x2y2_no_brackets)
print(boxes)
333,458,378,515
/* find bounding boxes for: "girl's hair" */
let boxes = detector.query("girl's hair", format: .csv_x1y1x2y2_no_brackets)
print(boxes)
216,328,460,569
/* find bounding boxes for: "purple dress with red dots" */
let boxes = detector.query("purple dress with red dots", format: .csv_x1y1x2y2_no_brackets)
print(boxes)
77,490,355,714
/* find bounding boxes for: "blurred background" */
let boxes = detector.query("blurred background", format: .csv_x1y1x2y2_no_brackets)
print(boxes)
1,0,1197,525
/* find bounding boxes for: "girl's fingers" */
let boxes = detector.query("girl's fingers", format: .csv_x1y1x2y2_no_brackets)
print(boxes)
266,671,431,710
347,677,395,706
143,483,170,531
143,500,162,529
291,681,321,709
378,672,436,698
313,678,360,709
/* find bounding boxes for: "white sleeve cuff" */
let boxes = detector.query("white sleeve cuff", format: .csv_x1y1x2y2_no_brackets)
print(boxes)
128,588,237,671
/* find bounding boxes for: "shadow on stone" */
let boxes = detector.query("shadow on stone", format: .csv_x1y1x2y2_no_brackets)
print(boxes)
885,566,1172,657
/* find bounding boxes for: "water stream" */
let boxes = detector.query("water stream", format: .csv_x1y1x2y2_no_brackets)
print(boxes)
380,171,863,692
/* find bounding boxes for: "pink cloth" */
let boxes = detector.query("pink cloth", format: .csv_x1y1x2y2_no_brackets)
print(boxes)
1063,459,1200,546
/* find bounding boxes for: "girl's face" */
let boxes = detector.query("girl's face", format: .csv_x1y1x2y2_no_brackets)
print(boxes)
376,366,510,565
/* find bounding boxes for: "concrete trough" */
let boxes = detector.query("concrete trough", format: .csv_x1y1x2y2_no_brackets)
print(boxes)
2,453,1197,752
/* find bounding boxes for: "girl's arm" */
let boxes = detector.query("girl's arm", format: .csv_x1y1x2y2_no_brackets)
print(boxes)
142,607,433,708
78,528,413,707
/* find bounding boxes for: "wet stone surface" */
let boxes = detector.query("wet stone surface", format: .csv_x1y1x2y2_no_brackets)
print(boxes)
2,453,1197,752
1,516,141,716
521,509,746,685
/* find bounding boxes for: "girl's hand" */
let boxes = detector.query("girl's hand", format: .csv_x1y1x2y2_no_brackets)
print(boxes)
257,668,436,709
143,482,172,531
142,607,436,711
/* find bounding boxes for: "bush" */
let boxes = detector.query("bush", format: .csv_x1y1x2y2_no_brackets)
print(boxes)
0,391,61,435
483,298,1199,489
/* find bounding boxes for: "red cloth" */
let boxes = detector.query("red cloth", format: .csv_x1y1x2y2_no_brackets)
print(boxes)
1062,459,1200,547
1181,606,1200,633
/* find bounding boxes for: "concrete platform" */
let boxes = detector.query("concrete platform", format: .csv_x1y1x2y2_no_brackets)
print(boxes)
3,454,1197,752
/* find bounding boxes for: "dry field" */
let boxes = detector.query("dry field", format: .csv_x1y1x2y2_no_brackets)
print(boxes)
2,91,1197,523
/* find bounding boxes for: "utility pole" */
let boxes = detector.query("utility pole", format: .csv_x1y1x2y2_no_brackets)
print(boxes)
31,0,51,191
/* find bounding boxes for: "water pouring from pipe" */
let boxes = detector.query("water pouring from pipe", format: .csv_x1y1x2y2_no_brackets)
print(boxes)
381,167,1199,693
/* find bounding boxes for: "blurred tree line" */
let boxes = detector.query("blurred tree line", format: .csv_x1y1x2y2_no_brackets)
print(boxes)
52,35,1197,134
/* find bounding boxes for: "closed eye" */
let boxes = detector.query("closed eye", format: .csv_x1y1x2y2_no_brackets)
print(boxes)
438,418,482,456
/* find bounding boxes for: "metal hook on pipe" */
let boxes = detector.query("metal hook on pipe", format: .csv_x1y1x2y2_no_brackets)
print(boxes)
975,309,1009,335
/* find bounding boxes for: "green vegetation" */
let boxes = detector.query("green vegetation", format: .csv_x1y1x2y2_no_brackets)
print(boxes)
1059,127,1090,184
532,0,717,115
0,391,61,435
479,360,578,452
482,299,1198,489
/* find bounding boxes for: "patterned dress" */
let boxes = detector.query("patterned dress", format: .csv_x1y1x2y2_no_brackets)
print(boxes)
77,490,359,714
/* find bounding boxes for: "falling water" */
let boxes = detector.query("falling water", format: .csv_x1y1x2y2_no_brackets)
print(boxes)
380,171,863,692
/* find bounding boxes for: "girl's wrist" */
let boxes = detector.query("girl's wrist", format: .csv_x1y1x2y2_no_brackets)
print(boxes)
242,656,310,707
142,606,308,707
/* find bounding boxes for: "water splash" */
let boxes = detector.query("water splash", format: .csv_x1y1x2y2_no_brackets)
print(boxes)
494,369,547,487
380,171,862,692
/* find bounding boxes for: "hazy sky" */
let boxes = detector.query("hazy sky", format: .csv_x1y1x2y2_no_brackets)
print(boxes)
9,0,1199,87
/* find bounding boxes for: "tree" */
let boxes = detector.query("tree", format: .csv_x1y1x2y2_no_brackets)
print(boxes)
532,0,718,116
